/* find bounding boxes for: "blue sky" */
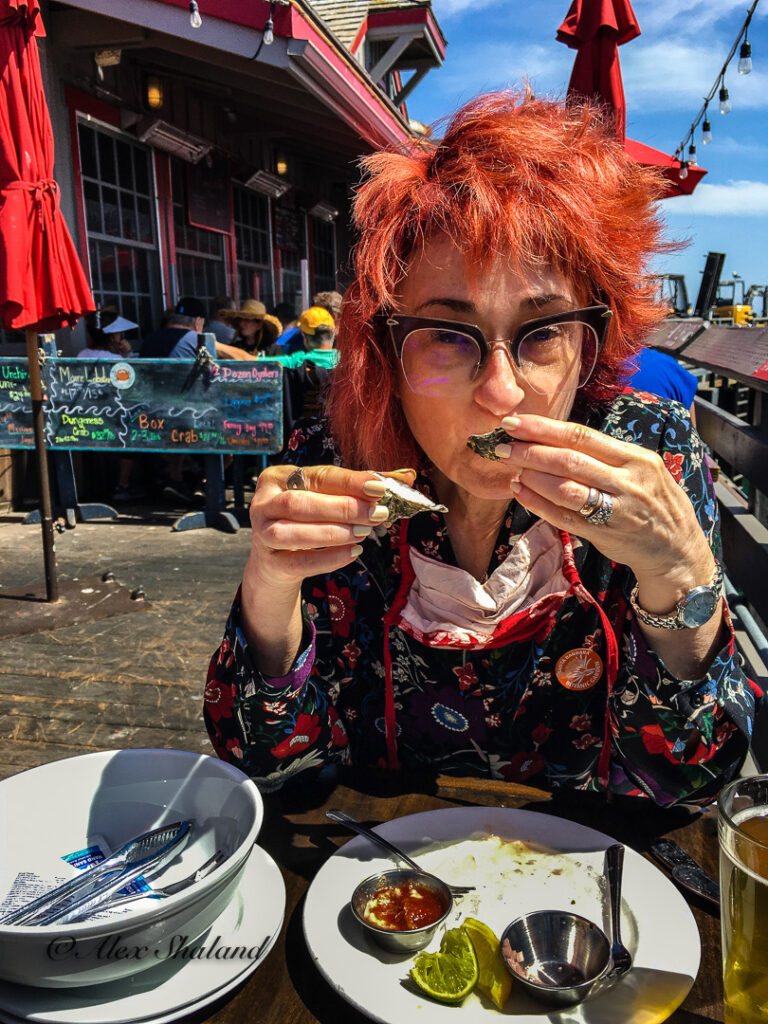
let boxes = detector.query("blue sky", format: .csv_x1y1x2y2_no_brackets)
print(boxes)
406,0,768,313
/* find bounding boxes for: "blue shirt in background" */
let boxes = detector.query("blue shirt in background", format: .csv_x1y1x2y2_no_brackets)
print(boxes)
626,348,698,408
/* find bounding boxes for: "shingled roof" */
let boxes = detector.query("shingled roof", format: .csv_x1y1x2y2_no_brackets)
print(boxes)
307,0,439,50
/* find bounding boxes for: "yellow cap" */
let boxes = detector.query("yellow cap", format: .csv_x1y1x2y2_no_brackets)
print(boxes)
298,306,335,334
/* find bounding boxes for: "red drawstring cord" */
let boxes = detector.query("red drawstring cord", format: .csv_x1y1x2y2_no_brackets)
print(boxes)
560,532,621,790
380,522,414,770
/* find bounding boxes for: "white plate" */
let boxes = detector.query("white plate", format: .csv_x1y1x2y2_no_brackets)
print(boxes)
303,807,700,1023
0,844,285,1024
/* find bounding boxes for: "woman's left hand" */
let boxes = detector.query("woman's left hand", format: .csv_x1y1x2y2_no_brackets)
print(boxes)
495,412,715,598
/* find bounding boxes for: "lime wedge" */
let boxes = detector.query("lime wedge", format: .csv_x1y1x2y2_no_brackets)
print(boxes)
463,917,512,1010
410,927,479,1005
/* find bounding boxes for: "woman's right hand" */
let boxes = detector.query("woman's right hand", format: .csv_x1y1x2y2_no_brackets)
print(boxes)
245,465,416,594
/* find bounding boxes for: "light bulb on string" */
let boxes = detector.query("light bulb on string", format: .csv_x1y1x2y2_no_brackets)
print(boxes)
719,85,731,114
263,16,274,45
702,116,712,144
189,1,202,29
739,40,752,74
688,142,697,166
678,161,689,181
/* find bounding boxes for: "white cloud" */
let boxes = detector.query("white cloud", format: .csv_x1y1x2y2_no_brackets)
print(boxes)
429,0,506,17
662,180,768,216
635,0,759,33
621,42,768,110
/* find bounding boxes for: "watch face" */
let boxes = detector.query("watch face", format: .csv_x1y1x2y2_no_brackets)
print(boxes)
680,587,718,628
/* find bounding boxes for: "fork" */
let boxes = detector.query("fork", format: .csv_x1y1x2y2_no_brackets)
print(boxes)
326,808,475,896
64,849,227,923
605,844,633,978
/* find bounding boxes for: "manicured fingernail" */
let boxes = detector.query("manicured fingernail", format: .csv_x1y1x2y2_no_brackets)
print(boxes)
509,478,521,494
353,525,372,537
350,545,363,557
501,416,520,429
495,443,512,459
363,480,388,497
369,505,389,522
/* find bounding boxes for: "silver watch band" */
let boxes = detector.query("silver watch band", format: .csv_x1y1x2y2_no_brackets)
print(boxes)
630,560,723,630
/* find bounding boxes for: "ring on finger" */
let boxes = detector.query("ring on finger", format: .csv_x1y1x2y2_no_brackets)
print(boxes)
578,487,602,518
585,492,613,525
286,468,307,491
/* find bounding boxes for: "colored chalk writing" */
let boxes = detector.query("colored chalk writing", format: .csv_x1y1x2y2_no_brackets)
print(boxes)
0,358,283,454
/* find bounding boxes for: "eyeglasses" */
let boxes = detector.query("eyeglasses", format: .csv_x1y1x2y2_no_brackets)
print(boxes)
386,305,612,398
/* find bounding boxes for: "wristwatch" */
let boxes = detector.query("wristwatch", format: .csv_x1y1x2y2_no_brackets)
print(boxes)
630,560,723,630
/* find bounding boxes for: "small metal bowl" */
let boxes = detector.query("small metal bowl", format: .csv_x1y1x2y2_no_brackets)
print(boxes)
500,910,611,1007
350,868,453,952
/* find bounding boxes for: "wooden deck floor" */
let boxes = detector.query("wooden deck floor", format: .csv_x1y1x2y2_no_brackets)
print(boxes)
0,511,251,782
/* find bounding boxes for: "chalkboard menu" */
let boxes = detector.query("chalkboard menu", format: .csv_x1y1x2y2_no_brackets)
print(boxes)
0,358,283,454
0,361,33,446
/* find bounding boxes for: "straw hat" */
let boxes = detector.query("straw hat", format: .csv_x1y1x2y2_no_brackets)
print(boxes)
221,299,267,322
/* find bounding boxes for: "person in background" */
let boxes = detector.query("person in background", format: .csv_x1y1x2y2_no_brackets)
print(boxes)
222,299,283,356
626,347,698,416
141,297,205,358
313,290,343,322
79,309,138,359
79,309,142,501
274,302,301,352
276,306,338,369
208,296,236,347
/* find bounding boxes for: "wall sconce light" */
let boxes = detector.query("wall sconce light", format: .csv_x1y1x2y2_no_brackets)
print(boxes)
276,155,288,176
145,75,164,110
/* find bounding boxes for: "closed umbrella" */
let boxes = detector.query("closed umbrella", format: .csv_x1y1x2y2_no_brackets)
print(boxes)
557,0,706,197
0,0,95,601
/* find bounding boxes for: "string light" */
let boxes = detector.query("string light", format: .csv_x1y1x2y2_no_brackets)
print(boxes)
739,39,753,74
673,0,759,156
189,1,202,29
688,141,697,166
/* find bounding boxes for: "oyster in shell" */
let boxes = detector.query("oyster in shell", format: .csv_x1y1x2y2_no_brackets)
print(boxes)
375,473,448,523
466,427,515,462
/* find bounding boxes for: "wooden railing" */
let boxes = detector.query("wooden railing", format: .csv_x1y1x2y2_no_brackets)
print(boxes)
652,321,768,765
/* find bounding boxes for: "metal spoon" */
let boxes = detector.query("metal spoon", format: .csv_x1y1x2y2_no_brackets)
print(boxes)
326,808,475,895
605,844,633,978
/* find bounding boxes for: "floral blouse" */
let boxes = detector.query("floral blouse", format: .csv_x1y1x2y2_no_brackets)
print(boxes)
204,392,758,805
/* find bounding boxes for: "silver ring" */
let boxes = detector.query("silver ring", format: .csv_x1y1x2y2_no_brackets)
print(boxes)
578,487,601,518
286,468,307,491
585,492,613,525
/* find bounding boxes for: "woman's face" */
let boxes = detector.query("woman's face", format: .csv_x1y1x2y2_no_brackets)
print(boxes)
395,233,584,501
238,317,261,339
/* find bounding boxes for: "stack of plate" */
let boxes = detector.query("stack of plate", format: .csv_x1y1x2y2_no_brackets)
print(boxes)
0,750,285,1024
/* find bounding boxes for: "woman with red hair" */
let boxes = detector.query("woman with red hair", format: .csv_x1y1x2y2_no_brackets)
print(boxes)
205,91,755,804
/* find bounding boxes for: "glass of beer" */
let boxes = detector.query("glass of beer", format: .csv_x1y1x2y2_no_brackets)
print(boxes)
718,774,768,1023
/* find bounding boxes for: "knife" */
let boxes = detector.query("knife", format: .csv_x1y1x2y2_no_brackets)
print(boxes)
1,821,192,926
650,838,720,913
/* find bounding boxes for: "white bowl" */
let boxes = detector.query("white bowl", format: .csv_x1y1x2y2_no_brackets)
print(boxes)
0,749,263,987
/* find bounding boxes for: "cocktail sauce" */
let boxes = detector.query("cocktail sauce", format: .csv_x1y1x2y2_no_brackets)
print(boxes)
362,880,446,931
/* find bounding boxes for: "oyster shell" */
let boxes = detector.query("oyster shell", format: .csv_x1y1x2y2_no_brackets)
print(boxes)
466,427,515,462
375,473,448,523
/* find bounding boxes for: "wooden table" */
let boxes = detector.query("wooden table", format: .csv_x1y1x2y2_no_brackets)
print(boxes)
198,768,723,1024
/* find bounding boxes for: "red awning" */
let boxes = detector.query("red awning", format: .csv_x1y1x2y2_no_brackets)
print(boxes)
557,0,706,197
624,137,707,198
0,0,94,331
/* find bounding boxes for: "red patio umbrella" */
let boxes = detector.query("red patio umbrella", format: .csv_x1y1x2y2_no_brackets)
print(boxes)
557,0,706,197
0,0,95,600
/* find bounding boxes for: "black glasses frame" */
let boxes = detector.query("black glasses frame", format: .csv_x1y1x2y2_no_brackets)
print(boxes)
385,305,612,383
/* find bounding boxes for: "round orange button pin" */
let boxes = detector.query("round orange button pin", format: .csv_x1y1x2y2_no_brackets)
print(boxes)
555,648,603,691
